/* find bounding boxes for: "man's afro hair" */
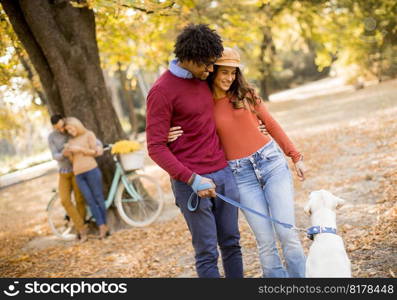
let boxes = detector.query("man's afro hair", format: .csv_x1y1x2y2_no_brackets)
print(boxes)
174,24,223,64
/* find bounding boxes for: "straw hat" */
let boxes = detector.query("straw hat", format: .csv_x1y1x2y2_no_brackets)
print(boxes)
215,47,241,68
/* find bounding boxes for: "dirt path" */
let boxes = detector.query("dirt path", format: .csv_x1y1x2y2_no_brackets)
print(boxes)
0,79,396,278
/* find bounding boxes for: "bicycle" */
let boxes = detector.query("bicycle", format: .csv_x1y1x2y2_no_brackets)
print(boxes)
47,144,164,240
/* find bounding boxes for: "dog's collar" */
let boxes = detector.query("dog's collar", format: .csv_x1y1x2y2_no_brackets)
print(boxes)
307,226,337,240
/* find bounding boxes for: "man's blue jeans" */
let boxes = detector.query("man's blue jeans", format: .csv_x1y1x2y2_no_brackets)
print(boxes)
75,167,106,226
228,140,306,278
171,166,243,278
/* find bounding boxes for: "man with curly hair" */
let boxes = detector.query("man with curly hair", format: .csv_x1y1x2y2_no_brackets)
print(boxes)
146,24,243,278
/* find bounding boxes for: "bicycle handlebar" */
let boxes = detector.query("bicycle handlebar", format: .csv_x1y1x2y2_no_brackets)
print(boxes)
103,144,113,152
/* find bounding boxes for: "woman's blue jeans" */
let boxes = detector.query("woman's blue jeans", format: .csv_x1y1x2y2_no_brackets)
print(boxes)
75,167,107,226
228,140,305,277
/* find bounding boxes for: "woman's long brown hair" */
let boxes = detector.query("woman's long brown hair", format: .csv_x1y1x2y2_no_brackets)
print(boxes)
207,65,262,110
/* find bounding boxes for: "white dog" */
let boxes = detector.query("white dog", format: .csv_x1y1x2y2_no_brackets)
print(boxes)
304,189,352,277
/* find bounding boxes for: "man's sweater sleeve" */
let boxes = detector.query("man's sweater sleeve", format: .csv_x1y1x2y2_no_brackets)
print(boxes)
146,88,193,183
48,134,64,161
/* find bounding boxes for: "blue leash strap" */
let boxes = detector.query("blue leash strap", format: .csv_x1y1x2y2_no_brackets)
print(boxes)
187,192,200,212
215,192,295,230
187,191,295,230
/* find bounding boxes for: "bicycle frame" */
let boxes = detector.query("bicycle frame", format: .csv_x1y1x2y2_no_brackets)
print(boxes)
105,158,142,209
47,146,163,237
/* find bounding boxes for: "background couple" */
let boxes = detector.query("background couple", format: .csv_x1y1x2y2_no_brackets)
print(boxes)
48,115,109,241
146,24,307,278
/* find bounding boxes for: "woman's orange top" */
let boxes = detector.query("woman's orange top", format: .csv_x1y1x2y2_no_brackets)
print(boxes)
213,96,302,162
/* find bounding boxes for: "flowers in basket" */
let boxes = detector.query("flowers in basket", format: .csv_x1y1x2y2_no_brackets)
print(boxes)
111,140,144,171
111,140,142,154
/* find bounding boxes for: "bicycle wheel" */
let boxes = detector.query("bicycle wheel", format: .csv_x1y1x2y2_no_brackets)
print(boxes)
115,173,164,227
46,192,76,240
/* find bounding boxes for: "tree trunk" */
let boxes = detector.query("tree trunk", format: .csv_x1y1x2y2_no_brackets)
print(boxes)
2,0,126,190
117,63,137,138
2,0,128,230
258,27,274,101
2,0,63,114
258,71,269,101
257,2,287,101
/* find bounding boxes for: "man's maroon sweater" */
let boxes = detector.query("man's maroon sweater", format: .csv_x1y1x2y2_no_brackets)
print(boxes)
146,70,227,183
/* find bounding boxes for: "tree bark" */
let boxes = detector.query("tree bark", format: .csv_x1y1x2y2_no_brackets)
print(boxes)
257,4,277,101
117,63,137,138
257,1,291,101
258,26,275,101
2,0,126,189
2,0,63,114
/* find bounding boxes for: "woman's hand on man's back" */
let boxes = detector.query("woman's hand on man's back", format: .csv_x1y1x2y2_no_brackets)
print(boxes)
168,126,184,143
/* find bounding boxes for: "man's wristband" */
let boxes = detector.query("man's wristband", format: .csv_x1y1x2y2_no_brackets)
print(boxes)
191,174,214,193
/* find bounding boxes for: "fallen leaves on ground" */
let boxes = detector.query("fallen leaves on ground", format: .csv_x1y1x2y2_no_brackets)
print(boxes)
0,80,396,277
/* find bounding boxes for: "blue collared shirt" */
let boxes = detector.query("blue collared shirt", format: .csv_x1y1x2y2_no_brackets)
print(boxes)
168,59,193,79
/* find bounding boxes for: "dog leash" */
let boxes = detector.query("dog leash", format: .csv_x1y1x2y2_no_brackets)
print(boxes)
188,192,339,239
187,192,307,233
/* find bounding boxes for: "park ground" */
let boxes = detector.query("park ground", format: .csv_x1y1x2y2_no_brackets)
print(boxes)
0,78,396,278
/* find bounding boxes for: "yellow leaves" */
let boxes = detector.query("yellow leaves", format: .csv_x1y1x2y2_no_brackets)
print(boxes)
104,255,116,262
0,107,21,130
10,254,30,263
111,139,142,154
0,107,24,140
315,49,334,71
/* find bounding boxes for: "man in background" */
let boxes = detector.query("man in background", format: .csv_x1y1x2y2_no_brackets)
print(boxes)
48,114,87,241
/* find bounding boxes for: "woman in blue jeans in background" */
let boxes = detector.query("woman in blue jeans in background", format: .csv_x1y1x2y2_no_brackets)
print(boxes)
168,47,306,277
63,117,109,239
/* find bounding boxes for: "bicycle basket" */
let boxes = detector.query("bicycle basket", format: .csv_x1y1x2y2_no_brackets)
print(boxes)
119,150,145,171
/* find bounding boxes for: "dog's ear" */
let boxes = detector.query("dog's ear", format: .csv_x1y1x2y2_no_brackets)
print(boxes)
304,191,317,215
333,195,345,209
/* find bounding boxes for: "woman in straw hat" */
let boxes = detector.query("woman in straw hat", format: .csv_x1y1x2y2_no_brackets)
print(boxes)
63,117,110,239
168,47,306,277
